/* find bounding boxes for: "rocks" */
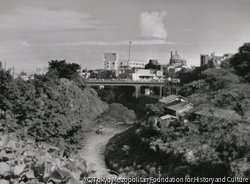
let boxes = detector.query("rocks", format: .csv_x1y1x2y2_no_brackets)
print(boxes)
0,133,95,184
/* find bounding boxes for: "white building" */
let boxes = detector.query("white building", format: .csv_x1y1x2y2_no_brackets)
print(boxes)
129,60,147,69
104,53,119,70
119,60,147,70
119,60,148,74
132,69,163,81
119,61,130,71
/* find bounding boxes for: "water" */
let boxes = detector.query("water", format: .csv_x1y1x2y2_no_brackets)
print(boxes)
79,124,127,177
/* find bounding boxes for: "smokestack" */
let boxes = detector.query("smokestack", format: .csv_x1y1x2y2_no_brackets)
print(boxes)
171,51,172,59
129,41,131,62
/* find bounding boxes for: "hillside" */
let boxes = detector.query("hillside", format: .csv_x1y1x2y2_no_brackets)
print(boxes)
27,78,108,148
105,114,250,178
0,70,108,183
0,68,108,152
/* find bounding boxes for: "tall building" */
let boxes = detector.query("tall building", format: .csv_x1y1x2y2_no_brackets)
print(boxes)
104,53,119,70
200,52,233,68
200,52,222,66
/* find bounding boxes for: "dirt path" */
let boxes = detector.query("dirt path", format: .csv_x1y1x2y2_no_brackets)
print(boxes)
79,125,125,178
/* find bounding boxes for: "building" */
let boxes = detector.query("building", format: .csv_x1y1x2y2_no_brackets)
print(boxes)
159,95,193,121
159,94,186,104
159,114,177,133
119,61,130,71
167,65,183,74
170,51,186,66
119,60,147,71
162,51,187,78
79,70,91,78
206,57,220,68
129,60,147,69
131,68,163,81
200,52,222,67
104,53,119,71
200,52,233,68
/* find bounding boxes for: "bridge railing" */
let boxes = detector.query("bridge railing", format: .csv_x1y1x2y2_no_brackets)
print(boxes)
86,78,166,83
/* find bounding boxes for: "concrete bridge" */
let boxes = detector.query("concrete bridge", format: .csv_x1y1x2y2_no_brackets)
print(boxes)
86,79,166,98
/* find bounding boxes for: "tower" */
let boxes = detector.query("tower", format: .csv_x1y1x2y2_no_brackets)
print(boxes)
129,41,132,62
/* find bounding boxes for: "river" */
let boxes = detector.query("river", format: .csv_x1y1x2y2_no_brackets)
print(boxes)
79,123,129,177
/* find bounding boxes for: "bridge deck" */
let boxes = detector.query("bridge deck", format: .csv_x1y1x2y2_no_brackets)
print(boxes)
86,79,165,86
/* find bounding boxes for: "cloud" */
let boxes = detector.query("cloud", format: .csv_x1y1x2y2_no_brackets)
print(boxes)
139,11,167,39
183,28,194,32
19,41,30,46
0,6,100,32
54,39,174,46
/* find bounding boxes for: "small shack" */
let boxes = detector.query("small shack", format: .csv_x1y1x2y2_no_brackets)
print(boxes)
159,95,193,121
159,114,177,133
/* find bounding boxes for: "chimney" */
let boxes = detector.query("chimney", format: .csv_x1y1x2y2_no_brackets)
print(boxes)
129,41,131,62
171,51,172,59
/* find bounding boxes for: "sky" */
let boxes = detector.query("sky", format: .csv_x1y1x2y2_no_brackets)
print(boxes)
0,0,250,73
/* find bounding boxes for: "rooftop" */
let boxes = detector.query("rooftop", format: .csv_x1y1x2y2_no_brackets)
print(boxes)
167,102,189,111
159,95,186,104
160,114,176,120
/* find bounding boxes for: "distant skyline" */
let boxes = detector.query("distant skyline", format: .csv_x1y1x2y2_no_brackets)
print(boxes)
0,0,250,73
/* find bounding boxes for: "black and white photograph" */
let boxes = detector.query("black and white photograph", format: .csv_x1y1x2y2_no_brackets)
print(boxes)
0,0,250,183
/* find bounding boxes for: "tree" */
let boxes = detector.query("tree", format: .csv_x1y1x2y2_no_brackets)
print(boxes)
48,60,81,80
201,68,240,90
211,83,250,118
18,71,28,77
88,70,98,79
96,70,116,79
12,78,36,122
178,79,207,97
230,43,250,82
98,88,115,103
144,103,165,117
0,69,17,119
145,60,161,70
176,66,206,85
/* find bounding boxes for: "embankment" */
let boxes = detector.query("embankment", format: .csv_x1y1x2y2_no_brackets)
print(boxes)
105,115,250,178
